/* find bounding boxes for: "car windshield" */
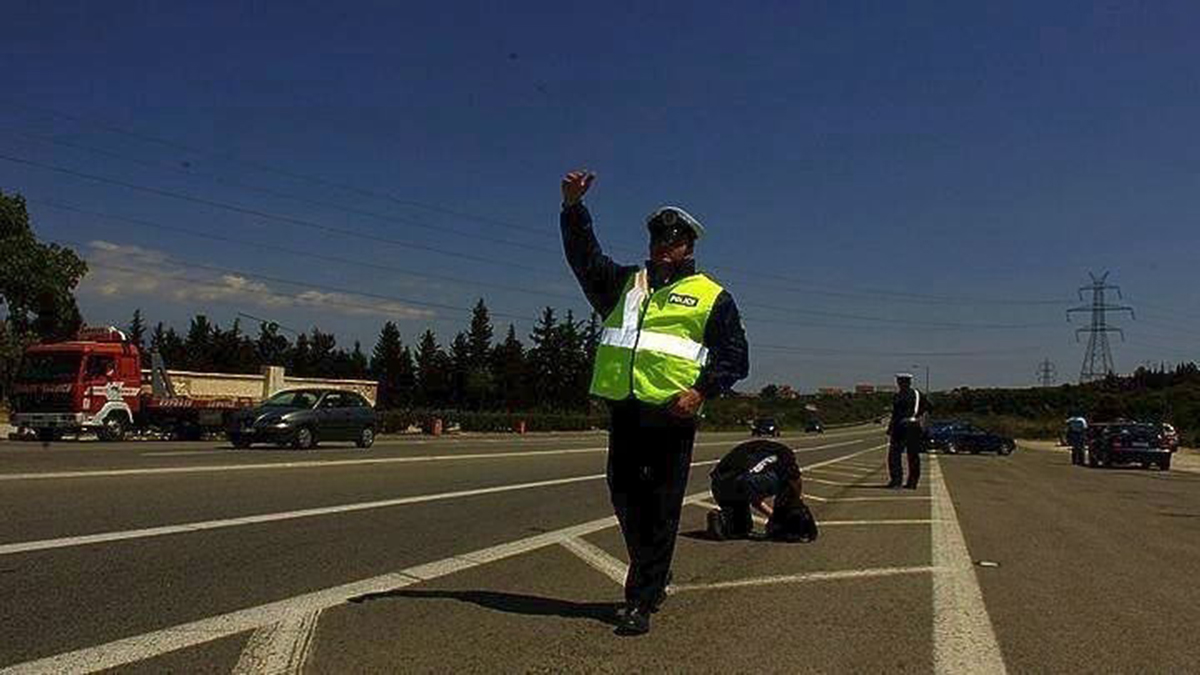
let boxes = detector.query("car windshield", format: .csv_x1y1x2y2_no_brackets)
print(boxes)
262,391,320,409
17,353,82,383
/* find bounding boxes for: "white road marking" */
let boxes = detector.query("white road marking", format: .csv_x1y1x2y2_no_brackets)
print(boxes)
231,610,321,675
0,438,870,482
806,476,873,486
670,566,938,592
559,537,628,586
0,446,882,673
930,454,1007,674
0,441,876,557
802,493,930,503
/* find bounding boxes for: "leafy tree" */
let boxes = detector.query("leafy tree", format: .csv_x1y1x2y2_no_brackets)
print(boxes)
1,189,87,397
348,341,370,379
307,328,338,378
290,332,312,376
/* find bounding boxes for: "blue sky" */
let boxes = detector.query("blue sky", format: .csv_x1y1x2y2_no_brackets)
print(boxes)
3,1,1199,390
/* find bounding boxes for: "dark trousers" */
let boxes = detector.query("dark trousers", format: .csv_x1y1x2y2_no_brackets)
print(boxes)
606,405,696,609
710,472,780,538
888,423,923,487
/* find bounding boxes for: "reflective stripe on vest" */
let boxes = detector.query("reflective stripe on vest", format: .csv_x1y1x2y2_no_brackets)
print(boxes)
589,269,723,405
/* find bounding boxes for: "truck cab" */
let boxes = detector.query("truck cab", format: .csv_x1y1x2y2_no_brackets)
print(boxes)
11,327,141,441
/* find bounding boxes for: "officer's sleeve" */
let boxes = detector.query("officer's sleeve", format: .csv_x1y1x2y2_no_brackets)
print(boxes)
561,202,637,317
695,291,750,399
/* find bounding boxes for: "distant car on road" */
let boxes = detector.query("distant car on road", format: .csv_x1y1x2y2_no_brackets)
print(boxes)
926,420,1015,455
1085,422,1173,470
750,417,780,437
227,388,376,450
805,419,824,434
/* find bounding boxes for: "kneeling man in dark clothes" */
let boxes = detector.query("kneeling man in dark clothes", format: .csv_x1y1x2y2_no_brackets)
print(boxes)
707,440,818,542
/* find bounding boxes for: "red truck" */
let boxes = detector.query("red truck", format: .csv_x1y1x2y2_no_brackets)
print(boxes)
10,326,256,442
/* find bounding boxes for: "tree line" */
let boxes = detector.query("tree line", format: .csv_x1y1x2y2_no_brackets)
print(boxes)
128,301,602,412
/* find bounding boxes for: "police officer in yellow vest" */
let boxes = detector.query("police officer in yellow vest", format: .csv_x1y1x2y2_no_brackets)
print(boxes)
561,169,749,636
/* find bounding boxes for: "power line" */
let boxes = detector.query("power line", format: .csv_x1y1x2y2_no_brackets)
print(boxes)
2,104,1071,308
0,152,557,276
2,128,561,256
34,199,581,303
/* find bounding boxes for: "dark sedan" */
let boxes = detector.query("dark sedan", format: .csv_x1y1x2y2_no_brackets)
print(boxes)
1085,422,1173,470
227,388,377,449
927,420,1015,455
751,417,780,437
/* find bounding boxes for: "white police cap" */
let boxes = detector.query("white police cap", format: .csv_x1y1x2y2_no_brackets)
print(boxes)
646,205,706,240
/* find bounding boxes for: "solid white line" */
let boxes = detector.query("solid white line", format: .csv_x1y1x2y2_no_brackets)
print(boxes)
0,445,882,673
670,566,937,592
802,493,930,503
231,609,321,675
559,537,628,586
0,437,870,482
806,476,872,486
0,442,876,557
930,454,1007,674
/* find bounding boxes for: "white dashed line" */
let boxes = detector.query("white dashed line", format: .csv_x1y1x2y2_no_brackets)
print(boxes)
930,454,1007,674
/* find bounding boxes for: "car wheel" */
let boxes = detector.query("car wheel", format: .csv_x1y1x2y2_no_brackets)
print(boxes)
946,442,957,455
998,443,1013,456
36,429,61,443
292,426,316,450
98,414,128,442
355,426,375,449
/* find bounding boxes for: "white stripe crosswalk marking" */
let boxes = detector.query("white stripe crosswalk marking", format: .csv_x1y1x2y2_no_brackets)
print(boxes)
670,566,938,593
559,537,628,586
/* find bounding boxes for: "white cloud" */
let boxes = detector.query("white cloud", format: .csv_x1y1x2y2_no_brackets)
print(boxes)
77,241,436,321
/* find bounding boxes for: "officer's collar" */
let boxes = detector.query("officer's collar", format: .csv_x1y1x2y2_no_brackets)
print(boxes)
645,258,696,289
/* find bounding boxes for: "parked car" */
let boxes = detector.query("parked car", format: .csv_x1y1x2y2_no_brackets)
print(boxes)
751,417,780,437
227,388,376,449
805,419,824,434
1085,422,1173,470
926,420,1015,455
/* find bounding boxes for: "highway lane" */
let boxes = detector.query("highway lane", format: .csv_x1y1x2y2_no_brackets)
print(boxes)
3,428,1197,673
0,429,883,670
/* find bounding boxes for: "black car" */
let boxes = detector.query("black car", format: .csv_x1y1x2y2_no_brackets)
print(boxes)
805,419,824,434
1085,422,1172,470
926,420,1014,455
228,388,377,449
751,417,780,437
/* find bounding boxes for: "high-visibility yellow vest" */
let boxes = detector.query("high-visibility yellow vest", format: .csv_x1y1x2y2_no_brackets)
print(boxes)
590,269,724,405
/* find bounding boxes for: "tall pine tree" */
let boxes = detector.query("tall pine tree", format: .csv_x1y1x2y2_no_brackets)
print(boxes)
371,322,415,409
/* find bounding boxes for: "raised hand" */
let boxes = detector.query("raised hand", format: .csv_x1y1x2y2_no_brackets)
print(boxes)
561,170,596,206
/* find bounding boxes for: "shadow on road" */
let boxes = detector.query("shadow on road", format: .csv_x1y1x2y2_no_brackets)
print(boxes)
347,589,622,627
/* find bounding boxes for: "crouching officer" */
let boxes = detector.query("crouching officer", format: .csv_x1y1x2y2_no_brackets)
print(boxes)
887,373,930,489
560,169,749,636
707,440,818,542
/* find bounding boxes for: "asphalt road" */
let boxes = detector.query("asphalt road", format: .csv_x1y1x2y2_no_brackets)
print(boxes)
0,426,1196,673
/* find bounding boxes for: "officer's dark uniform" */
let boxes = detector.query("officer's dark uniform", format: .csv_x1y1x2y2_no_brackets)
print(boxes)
709,440,800,538
888,382,930,488
562,202,749,613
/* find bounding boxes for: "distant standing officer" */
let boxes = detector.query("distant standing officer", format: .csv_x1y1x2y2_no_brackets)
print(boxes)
560,169,749,636
887,372,930,489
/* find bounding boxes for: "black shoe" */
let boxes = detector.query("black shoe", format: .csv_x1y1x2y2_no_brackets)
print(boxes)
706,510,727,541
886,482,902,489
614,606,651,636
904,483,918,490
